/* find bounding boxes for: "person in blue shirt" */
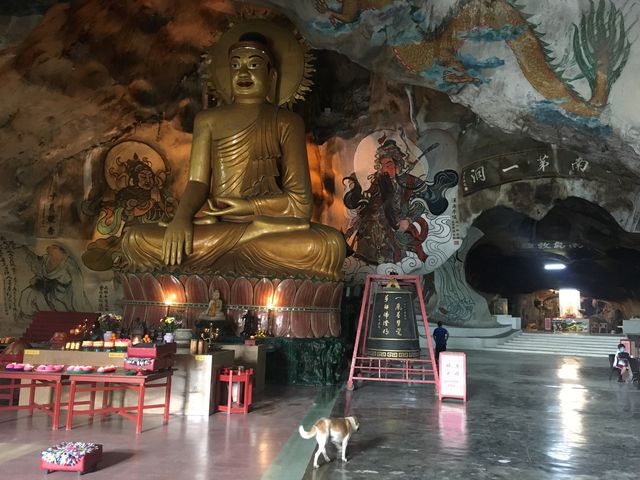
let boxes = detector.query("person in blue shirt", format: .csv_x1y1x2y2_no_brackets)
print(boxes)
432,321,449,367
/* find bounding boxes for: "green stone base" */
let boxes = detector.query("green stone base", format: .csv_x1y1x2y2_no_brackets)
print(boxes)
263,337,346,386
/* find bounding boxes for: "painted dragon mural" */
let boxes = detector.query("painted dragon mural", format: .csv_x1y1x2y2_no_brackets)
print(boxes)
311,0,633,117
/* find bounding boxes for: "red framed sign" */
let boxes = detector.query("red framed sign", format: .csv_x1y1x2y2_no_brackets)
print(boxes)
439,352,466,402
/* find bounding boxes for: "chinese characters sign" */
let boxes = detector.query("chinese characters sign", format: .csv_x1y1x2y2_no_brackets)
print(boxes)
461,147,632,196
439,352,467,401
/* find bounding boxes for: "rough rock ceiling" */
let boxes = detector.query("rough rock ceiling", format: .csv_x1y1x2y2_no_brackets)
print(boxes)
0,1,226,235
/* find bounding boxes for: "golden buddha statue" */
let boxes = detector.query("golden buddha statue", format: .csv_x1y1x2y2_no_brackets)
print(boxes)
120,21,345,281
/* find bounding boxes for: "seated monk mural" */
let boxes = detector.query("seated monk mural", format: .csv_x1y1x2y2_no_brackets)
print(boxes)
120,21,345,281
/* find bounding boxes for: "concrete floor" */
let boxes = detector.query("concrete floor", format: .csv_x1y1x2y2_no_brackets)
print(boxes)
1,351,639,479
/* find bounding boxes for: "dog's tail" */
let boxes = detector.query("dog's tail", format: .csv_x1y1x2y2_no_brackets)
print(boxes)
298,425,316,439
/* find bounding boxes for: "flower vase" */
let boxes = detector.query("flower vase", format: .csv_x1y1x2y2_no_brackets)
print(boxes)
103,331,113,342
163,332,174,343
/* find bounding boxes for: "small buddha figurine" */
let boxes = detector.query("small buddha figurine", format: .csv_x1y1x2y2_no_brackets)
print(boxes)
120,21,345,280
205,289,225,320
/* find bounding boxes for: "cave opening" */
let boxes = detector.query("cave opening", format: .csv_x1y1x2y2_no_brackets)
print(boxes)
465,197,640,330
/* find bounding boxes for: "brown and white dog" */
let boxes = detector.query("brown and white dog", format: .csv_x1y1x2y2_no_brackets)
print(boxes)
299,416,360,468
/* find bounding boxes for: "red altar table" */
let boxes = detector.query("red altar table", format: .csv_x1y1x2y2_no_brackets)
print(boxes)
217,367,253,414
65,369,172,434
0,370,67,430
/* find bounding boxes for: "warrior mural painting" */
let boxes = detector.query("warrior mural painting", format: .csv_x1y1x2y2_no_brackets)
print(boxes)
344,135,458,265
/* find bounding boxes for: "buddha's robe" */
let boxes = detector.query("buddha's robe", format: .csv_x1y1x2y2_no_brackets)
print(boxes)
120,105,345,281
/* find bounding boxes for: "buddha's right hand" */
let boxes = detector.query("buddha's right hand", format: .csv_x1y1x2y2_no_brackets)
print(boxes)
161,218,194,266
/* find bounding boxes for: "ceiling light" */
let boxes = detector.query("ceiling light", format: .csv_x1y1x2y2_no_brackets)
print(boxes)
544,263,566,270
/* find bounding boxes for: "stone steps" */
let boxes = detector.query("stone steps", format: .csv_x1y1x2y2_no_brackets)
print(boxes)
486,332,623,357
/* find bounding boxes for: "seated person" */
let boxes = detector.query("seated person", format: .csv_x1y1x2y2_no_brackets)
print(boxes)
120,25,345,280
613,343,631,382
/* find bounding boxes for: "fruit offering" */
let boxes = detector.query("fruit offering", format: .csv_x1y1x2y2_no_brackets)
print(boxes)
66,365,95,374
5,362,31,371
35,364,64,372
96,365,117,373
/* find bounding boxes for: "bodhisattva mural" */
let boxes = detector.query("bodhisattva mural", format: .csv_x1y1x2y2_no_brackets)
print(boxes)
82,141,175,272
342,129,459,281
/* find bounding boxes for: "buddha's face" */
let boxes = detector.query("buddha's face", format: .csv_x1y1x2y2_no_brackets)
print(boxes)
229,47,273,103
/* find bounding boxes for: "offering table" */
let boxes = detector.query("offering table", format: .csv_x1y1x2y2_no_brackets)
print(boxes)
20,349,234,416
0,369,67,430
65,369,172,434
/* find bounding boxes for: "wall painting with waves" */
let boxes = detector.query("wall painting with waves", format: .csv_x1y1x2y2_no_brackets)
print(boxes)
342,128,460,283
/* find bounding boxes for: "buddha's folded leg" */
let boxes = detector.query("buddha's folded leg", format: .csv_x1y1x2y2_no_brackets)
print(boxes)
121,221,344,279
217,222,346,280
120,224,166,271
181,223,248,270
120,223,247,272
